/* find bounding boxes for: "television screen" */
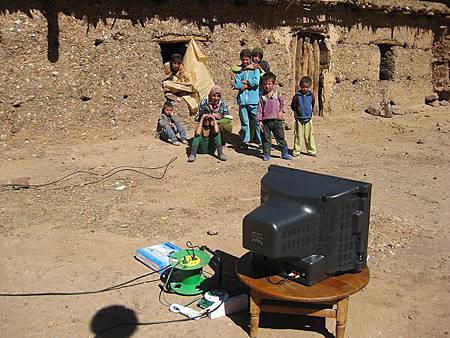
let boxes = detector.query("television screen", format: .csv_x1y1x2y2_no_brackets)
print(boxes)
242,165,371,285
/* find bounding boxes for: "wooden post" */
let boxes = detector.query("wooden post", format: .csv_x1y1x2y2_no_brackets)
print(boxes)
336,297,349,338
249,290,261,337
307,39,314,81
302,37,310,79
295,36,303,92
289,35,298,92
313,39,320,116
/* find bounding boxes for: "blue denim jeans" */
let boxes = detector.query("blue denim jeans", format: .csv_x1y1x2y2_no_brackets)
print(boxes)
239,104,261,144
160,121,187,141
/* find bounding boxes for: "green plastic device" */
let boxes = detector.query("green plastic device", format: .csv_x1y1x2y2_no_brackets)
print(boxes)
167,249,211,296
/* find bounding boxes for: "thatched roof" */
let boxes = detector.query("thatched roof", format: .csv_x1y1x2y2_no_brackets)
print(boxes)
263,0,450,16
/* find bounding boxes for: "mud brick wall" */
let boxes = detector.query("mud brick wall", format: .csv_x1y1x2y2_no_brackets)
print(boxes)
0,0,447,143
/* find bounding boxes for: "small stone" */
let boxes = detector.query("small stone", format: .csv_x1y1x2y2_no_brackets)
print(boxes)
12,100,22,107
416,140,424,144
439,100,448,106
80,95,92,102
425,93,439,104
12,177,31,189
94,38,104,46
427,101,439,107
384,104,393,118
392,105,403,115
207,229,219,236
113,32,124,40
365,106,381,116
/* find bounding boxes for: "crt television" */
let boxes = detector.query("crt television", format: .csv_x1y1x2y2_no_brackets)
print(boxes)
242,165,371,285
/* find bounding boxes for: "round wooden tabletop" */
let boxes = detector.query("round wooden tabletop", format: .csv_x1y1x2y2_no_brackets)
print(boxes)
237,252,369,303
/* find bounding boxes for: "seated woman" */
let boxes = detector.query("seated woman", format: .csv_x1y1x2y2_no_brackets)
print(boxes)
188,113,226,163
195,85,233,142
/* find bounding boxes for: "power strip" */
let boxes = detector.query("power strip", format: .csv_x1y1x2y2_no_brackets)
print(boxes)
208,293,248,319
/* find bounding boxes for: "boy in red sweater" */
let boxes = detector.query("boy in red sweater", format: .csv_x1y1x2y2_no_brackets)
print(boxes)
257,72,292,161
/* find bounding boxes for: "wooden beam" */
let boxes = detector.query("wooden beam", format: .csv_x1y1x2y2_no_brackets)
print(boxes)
154,35,209,44
370,39,402,46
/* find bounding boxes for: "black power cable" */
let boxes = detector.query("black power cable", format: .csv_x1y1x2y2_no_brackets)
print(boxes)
0,269,163,297
96,294,226,337
94,317,193,338
0,157,177,191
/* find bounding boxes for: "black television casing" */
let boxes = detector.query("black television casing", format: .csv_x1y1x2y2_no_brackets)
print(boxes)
242,165,371,285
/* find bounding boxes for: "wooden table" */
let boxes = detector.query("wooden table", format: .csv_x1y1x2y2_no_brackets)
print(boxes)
236,253,369,337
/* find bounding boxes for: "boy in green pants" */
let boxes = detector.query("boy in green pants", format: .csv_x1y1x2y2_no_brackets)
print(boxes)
290,76,317,157
188,114,227,162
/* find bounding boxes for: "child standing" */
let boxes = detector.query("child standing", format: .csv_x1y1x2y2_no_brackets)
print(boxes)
157,101,188,146
291,76,317,157
234,48,261,149
257,72,292,161
188,114,226,162
251,47,271,75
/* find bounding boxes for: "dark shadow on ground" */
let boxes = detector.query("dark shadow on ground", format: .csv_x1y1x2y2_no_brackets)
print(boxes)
257,313,334,337
233,143,262,159
214,250,248,297
90,304,138,338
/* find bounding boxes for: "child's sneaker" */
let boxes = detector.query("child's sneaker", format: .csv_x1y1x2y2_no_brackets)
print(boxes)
187,154,196,162
240,142,249,151
168,139,180,146
263,154,271,161
180,139,189,145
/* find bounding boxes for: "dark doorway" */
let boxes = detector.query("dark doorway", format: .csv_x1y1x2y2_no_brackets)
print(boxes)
378,44,395,81
159,42,187,64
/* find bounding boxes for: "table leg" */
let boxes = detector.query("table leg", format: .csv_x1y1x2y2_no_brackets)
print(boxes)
336,297,349,338
249,290,261,337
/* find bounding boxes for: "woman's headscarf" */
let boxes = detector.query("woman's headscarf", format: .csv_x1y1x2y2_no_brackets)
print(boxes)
208,85,223,113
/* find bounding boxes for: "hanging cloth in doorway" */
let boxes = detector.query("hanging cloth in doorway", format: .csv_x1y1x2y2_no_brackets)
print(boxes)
162,39,215,115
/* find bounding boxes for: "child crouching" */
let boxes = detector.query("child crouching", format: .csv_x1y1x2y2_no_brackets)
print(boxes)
157,101,188,146
188,114,227,162
257,72,292,161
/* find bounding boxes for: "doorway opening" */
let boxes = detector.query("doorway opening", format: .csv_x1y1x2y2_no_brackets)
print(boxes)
378,44,395,81
158,42,187,64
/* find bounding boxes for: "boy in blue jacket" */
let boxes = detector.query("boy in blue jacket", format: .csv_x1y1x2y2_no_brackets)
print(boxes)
290,76,317,157
234,48,261,149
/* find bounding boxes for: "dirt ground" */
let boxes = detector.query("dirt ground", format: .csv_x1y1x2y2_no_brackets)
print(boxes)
1,103,449,338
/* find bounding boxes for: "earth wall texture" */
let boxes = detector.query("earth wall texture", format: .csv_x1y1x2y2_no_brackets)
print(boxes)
0,1,447,143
